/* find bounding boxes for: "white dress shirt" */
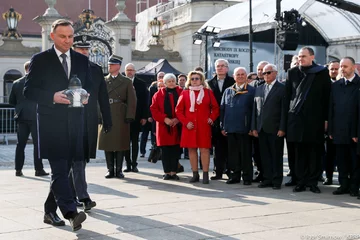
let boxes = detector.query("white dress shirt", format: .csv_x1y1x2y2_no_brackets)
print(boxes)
54,46,71,79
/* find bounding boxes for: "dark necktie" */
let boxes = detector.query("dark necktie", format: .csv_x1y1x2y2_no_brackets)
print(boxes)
346,79,350,85
60,53,68,78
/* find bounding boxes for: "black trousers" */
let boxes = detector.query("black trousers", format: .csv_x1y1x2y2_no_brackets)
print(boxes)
212,128,228,176
15,120,43,171
125,123,140,168
140,122,155,155
286,140,296,181
294,142,322,186
251,136,262,178
324,136,336,180
258,131,284,186
69,160,90,201
227,133,253,181
335,143,360,192
44,157,76,219
161,145,180,173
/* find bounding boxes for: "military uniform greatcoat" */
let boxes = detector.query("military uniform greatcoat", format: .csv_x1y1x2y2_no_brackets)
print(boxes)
98,74,137,151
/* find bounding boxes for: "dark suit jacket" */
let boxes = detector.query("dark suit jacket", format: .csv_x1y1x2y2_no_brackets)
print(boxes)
285,64,331,143
130,76,149,132
251,81,287,135
328,76,360,144
207,74,235,130
24,46,92,160
9,75,37,121
85,61,112,159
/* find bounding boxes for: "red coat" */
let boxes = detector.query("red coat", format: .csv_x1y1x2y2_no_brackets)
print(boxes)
150,86,183,146
175,88,219,148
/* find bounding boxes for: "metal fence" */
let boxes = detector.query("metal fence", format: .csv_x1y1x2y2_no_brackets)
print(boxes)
0,107,17,145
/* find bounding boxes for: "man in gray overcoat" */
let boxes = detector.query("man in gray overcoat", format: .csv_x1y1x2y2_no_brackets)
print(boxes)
98,55,137,179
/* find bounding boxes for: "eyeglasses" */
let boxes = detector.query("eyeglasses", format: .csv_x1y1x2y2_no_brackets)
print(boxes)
263,71,275,75
191,77,200,81
158,75,164,78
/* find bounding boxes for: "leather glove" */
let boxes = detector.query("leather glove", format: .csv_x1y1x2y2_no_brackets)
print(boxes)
103,125,112,134
125,118,134,123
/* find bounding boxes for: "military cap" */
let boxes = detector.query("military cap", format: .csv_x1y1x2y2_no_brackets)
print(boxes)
73,35,91,48
108,54,123,65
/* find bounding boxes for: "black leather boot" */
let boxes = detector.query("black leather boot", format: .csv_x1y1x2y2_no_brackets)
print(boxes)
115,151,125,179
104,151,115,178
203,172,209,184
189,171,200,183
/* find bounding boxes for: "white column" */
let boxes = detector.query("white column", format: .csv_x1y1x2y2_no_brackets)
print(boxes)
105,0,137,70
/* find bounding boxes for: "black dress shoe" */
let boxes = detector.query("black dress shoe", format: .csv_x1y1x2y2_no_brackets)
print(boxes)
309,185,321,193
163,174,172,180
357,195,360,200
132,167,139,173
293,185,306,192
176,165,184,173
272,185,281,190
350,191,359,197
69,211,86,231
35,169,49,176
243,180,252,186
105,171,114,178
285,179,297,187
44,212,65,226
210,175,222,180
322,178,333,185
318,176,325,182
83,200,96,211
15,170,23,177
171,174,180,180
123,168,131,172
258,182,272,188
226,178,240,184
333,187,349,195
116,172,125,179
140,154,145,158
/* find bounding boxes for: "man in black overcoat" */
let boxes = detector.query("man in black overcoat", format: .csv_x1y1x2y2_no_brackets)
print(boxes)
329,57,360,197
70,35,112,211
206,58,234,180
285,47,331,194
251,63,286,189
9,61,48,177
24,19,91,231
124,63,149,172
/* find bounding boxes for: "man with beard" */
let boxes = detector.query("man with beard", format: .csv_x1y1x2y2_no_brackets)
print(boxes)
285,47,331,194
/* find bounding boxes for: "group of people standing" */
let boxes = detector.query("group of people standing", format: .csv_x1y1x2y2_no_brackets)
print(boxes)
9,16,360,232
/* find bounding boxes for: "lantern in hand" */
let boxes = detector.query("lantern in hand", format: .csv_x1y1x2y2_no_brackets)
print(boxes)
64,75,88,107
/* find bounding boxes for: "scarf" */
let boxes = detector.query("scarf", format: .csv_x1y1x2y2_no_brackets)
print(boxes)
231,82,249,95
189,85,204,112
164,87,179,133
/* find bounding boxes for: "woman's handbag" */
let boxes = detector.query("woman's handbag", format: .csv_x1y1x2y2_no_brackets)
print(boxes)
148,144,162,163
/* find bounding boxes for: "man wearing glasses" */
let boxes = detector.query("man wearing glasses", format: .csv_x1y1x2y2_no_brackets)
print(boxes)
251,64,286,190
207,59,234,180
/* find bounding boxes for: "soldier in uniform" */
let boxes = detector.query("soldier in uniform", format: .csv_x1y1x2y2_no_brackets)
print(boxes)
98,55,137,179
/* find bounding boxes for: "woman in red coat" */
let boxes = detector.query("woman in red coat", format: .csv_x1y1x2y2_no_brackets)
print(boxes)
175,71,219,184
150,73,183,180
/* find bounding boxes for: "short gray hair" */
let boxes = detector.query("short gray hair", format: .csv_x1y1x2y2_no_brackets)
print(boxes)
163,73,177,84
257,61,269,69
125,63,135,70
263,64,277,72
215,59,229,67
233,67,247,75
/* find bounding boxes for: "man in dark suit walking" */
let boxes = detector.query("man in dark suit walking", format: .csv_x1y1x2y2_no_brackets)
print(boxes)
329,57,360,197
285,46,331,194
207,59,234,180
24,19,90,231
9,61,49,177
251,64,286,190
70,36,112,211
124,63,149,172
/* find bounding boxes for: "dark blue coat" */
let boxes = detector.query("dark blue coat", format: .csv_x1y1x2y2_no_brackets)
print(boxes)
24,47,92,160
328,76,360,144
220,84,255,134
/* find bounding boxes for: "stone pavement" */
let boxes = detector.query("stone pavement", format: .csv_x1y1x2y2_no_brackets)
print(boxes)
1,140,360,240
